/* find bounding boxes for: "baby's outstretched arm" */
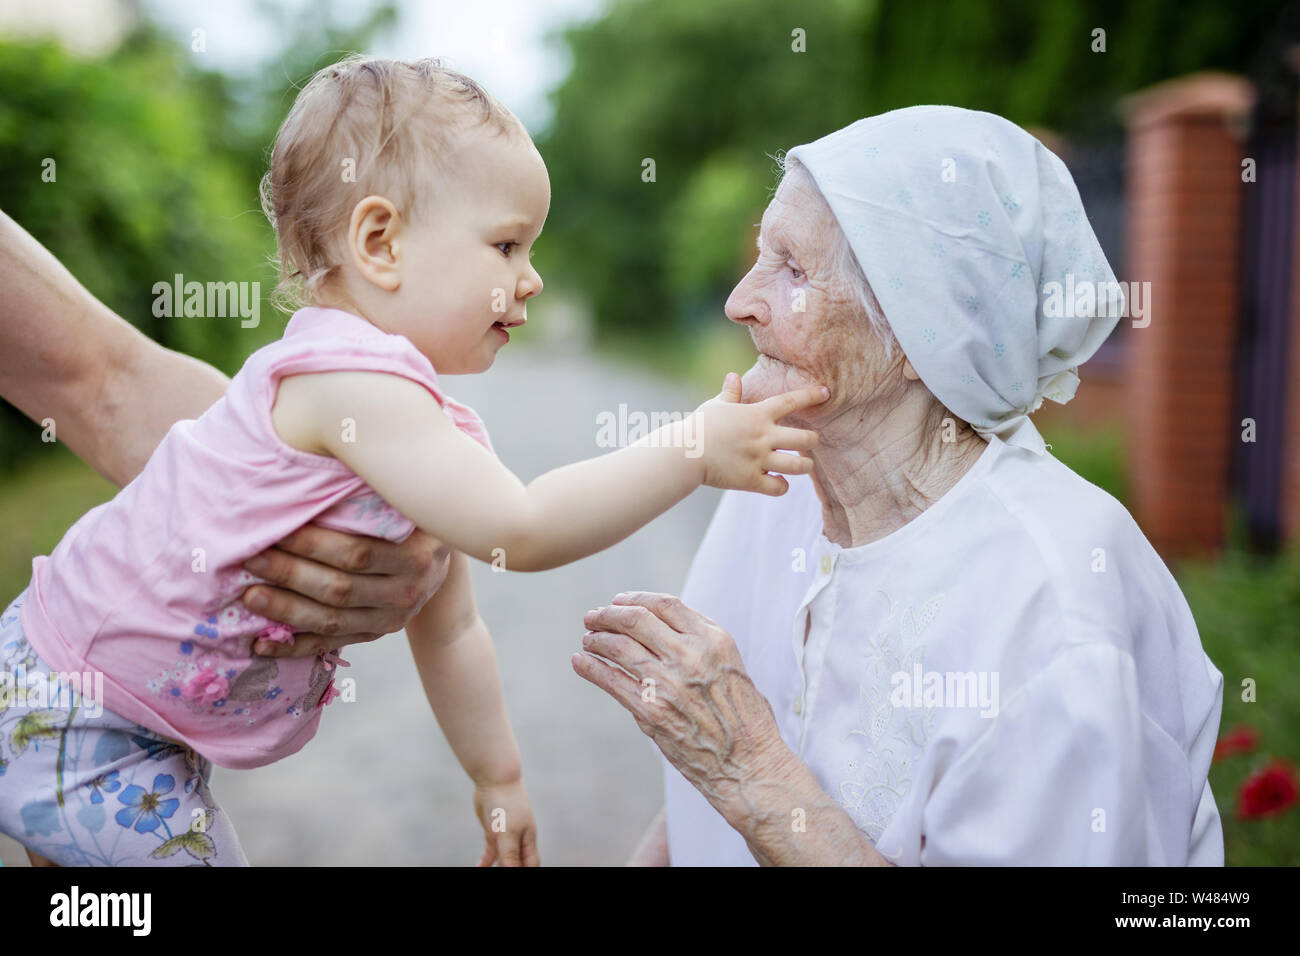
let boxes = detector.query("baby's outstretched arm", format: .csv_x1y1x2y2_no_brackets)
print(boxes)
273,369,826,572
405,549,539,866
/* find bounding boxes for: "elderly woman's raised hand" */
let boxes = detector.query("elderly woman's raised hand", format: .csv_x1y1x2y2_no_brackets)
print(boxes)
691,373,827,496
576,590,898,866
574,591,795,810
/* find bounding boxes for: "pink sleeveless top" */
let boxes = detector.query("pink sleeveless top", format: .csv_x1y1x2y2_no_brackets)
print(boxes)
20,307,493,769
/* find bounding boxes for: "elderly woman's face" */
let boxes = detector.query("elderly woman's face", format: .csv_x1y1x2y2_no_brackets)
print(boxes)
725,166,892,422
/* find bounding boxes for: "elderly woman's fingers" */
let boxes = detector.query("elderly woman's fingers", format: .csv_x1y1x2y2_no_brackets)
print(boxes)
758,384,830,421
611,591,717,637
773,426,819,451
583,602,677,655
571,651,653,724
581,628,661,672
765,452,813,476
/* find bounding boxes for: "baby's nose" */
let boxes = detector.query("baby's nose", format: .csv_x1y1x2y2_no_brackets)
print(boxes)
520,268,543,300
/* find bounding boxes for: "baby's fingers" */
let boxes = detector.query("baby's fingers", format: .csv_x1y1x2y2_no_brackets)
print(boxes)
717,372,743,403
522,827,541,867
754,473,790,497
773,426,819,452
496,832,524,867
766,452,814,476
759,384,830,421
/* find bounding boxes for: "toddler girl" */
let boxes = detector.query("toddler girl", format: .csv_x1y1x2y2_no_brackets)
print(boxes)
0,57,825,866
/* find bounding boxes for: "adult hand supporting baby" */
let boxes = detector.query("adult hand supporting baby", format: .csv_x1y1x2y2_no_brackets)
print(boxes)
244,525,447,657
575,591,895,866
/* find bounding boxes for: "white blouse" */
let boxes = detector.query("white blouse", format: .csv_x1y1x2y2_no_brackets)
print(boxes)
663,435,1225,866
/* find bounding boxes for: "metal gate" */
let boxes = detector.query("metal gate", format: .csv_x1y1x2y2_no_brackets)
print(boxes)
1234,41,1300,553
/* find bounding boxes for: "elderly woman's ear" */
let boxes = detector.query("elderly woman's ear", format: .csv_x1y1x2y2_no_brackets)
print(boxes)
902,358,922,382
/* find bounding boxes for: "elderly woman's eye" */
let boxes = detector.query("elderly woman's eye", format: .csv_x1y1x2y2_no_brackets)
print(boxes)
789,263,805,279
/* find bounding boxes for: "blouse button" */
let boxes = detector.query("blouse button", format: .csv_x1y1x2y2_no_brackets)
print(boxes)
793,694,803,715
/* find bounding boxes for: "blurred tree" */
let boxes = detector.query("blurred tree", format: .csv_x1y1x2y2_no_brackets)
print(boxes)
0,5,396,472
0,31,270,367
536,0,1289,346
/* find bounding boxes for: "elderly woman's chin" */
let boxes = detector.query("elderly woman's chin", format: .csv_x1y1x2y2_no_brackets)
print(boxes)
741,352,816,405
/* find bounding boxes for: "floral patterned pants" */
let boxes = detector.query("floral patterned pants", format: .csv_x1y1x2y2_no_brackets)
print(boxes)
0,590,247,866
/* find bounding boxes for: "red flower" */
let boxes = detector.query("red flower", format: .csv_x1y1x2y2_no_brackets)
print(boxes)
1237,759,1299,820
1213,724,1259,763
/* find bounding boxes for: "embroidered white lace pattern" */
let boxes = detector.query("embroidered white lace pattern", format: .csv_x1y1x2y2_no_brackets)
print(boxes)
839,590,945,842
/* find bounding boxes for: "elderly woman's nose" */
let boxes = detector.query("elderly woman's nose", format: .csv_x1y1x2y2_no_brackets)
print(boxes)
724,271,766,326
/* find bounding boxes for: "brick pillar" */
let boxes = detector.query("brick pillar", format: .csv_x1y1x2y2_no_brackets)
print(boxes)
1121,73,1255,559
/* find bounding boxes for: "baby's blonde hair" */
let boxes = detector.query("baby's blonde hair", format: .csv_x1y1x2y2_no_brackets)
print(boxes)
260,55,522,310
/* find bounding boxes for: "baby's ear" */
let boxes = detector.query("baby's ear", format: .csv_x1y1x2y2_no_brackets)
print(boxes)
347,195,402,291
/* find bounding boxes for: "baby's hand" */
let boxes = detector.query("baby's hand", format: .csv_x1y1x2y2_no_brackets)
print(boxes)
692,373,827,496
472,778,540,867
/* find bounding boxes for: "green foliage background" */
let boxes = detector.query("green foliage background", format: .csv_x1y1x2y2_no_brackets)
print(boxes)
0,5,397,473
535,0,1285,357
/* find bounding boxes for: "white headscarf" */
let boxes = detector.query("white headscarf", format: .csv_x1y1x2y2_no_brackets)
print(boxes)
785,105,1121,454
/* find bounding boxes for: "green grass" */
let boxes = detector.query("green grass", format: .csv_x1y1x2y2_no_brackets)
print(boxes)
0,444,116,607
1176,545,1300,865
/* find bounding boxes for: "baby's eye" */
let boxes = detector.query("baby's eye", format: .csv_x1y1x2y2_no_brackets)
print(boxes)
497,242,517,257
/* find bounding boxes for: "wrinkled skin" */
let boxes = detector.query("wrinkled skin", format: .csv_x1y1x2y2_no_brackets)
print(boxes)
574,592,895,866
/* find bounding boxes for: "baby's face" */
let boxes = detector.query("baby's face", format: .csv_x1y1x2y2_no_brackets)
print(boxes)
385,127,550,374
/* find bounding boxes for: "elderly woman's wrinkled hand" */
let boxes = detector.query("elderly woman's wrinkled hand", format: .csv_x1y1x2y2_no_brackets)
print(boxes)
691,372,827,497
573,591,794,811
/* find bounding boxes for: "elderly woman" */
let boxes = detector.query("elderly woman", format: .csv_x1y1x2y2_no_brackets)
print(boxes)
573,106,1225,866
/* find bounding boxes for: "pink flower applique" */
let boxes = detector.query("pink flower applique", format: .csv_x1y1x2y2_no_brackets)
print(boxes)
257,623,296,645
317,649,350,708
320,678,341,707
181,668,229,706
